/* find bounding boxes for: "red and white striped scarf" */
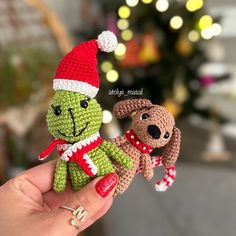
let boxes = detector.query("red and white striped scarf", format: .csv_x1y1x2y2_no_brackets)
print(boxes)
125,129,153,154
38,132,102,177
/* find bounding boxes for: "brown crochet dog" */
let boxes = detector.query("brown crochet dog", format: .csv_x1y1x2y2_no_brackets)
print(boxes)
112,99,181,194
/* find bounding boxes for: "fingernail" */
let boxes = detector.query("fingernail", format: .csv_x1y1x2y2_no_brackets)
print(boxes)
95,173,119,198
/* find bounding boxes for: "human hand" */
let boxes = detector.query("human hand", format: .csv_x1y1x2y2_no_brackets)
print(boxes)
0,161,119,236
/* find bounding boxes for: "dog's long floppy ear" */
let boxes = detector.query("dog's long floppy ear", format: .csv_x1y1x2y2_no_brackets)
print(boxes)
113,99,153,119
162,127,181,168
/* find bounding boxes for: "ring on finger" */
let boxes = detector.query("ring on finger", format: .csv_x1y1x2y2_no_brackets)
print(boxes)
60,205,88,229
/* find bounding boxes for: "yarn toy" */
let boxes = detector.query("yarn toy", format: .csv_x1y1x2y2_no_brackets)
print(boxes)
112,99,181,194
38,31,133,193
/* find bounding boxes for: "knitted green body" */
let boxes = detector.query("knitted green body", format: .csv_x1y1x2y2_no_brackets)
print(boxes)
46,90,132,192
54,140,132,192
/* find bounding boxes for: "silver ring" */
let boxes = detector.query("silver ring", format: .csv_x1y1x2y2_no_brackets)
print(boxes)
60,205,88,229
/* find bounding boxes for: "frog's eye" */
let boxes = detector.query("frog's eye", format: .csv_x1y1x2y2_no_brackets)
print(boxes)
51,105,61,116
80,100,88,109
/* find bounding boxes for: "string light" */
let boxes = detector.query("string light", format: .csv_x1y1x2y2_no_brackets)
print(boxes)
186,0,204,12
118,6,131,19
126,0,139,7
155,0,169,12
114,43,126,56
106,70,119,83
188,30,200,42
114,54,125,60
198,15,213,30
142,0,153,4
102,110,113,124
117,19,129,30
169,16,183,30
101,61,113,73
121,29,133,41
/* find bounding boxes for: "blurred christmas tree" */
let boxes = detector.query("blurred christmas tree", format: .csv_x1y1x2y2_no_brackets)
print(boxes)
0,49,60,108
0,0,72,180
87,0,229,118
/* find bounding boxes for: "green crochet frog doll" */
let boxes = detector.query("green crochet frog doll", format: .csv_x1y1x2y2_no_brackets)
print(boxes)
38,31,133,192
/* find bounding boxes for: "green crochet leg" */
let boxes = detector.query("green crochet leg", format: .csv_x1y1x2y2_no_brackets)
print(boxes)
68,162,91,191
53,160,67,193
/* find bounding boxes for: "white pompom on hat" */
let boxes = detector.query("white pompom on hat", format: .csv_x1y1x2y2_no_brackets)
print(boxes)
53,31,118,98
97,31,118,52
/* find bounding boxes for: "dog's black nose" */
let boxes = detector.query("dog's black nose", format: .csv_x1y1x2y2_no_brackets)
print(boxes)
147,125,161,139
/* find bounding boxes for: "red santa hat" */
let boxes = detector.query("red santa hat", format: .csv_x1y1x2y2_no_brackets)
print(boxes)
53,31,118,98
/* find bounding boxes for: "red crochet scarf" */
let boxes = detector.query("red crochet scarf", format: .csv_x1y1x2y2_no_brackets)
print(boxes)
125,129,153,154
38,133,102,177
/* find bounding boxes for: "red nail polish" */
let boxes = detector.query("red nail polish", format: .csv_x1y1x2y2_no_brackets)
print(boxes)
95,173,119,198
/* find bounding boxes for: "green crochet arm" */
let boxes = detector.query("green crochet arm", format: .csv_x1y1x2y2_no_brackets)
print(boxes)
100,140,133,169
53,159,67,193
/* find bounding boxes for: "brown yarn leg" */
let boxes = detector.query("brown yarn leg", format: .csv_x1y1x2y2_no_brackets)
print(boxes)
140,153,154,180
115,155,140,195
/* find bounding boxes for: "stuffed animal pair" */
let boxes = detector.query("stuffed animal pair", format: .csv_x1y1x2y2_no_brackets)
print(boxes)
39,31,181,194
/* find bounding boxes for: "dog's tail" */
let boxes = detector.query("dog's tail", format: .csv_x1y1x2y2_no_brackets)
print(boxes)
152,156,176,192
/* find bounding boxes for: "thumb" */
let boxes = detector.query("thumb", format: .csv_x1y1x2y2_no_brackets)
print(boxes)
49,173,119,236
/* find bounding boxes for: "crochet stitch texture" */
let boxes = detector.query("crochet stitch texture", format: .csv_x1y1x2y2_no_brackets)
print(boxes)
46,91,132,192
39,31,132,192
112,99,181,194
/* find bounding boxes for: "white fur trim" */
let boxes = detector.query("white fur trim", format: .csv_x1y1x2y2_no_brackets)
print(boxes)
60,155,69,162
97,31,118,52
53,79,98,98
57,143,71,152
83,154,98,175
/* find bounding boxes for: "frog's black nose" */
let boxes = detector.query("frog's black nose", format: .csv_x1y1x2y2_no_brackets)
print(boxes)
147,125,161,139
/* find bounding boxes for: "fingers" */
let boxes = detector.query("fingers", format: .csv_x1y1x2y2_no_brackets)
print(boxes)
43,186,75,210
20,161,57,193
49,173,118,236
79,197,113,232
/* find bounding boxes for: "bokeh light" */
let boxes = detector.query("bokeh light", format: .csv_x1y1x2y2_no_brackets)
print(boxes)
102,110,113,124
201,23,222,39
118,6,131,19
142,0,153,4
188,30,200,42
126,0,139,7
114,43,126,56
106,70,119,83
170,16,183,30
121,29,133,41
186,0,204,12
198,15,213,29
201,28,214,40
117,19,129,30
101,61,113,73
211,23,222,36
155,0,169,12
